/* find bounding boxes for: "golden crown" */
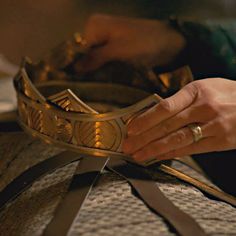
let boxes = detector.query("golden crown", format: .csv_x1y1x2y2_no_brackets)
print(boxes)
14,34,193,165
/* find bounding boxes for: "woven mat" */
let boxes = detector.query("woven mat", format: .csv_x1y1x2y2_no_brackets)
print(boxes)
0,132,236,236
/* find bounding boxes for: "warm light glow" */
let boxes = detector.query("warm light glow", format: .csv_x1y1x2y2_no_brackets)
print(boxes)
45,103,51,109
95,122,102,148
95,122,101,128
95,141,102,148
95,128,101,135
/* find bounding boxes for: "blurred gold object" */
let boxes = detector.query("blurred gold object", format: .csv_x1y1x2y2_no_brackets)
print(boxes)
14,33,193,165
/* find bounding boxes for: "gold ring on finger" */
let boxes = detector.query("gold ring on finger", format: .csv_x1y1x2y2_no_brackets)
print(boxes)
188,124,203,143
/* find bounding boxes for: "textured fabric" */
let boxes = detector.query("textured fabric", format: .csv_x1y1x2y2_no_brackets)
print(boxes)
1,133,236,235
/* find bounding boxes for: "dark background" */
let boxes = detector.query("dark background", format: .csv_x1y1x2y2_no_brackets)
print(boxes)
0,0,236,64
76,0,236,19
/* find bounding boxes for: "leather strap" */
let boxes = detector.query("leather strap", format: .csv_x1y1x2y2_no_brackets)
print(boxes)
107,159,207,236
0,151,82,210
158,164,236,207
43,157,109,236
2,150,233,236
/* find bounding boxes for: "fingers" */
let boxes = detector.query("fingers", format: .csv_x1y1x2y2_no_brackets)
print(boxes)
154,137,217,161
132,127,193,162
130,122,212,163
127,84,198,136
123,106,205,154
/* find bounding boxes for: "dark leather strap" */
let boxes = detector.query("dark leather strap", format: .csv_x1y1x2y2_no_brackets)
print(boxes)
158,164,236,207
2,149,231,236
107,159,207,236
43,157,108,236
0,151,82,210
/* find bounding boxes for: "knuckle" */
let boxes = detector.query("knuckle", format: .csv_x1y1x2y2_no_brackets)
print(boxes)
215,118,230,135
190,80,204,91
175,130,187,144
185,81,199,96
179,112,190,122
158,99,173,113
202,101,221,116
159,121,171,136
156,140,168,152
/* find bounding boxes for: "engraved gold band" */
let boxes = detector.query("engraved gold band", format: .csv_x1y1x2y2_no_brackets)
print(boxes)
14,33,193,165
15,67,161,160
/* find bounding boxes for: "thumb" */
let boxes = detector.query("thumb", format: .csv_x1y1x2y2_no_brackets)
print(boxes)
128,83,198,135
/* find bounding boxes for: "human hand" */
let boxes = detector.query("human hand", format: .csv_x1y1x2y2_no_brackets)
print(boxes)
123,78,236,163
78,14,186,72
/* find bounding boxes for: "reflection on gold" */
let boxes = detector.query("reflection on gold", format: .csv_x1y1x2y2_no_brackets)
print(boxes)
95,129,101,135
159,74,171,88
95,142,102,148
95,122,102,148
74,32,87,46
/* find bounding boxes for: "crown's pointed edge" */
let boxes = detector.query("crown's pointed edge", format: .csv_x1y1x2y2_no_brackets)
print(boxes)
66,89,98,114
48,89,98,114
19,68,46,103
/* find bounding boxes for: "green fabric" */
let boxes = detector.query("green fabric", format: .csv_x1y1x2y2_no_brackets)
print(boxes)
179,20,236,80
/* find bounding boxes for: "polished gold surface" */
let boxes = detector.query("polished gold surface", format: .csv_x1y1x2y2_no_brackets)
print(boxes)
16,76,160,160
13,35,236,207
14,34,193,165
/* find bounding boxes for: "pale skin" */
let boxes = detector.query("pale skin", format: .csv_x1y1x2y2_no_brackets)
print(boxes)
82,14,236,163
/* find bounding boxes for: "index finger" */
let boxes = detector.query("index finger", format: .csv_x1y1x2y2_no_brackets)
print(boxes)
127,83,198,135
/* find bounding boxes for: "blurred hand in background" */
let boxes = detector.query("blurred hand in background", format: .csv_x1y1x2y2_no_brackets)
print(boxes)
80,14,186,71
